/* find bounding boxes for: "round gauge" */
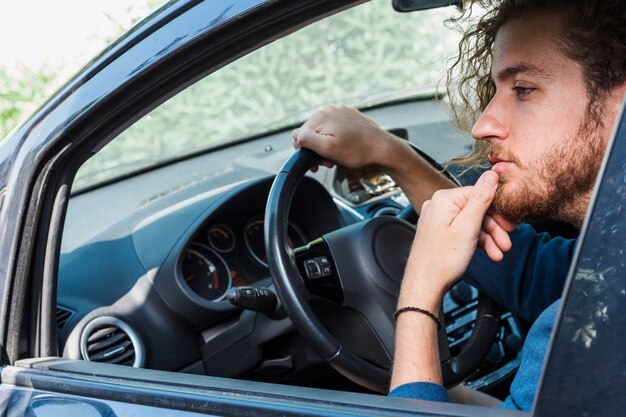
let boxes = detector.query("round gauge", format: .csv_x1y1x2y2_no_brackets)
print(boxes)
207,224,235,253
244,219,266,266
181,245,231,301
244,217,308,267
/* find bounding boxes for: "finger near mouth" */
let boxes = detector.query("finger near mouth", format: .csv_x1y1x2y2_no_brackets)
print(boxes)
491,161,514,174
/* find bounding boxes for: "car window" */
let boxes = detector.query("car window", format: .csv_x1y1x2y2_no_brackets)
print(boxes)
56,2,508,415
72,0,459,191
534,109,626,417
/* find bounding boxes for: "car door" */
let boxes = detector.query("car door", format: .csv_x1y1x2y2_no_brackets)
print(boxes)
532,99,626,417
0,0,624,416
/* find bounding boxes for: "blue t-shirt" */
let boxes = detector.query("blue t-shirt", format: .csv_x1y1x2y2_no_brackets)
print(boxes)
388,224,575,410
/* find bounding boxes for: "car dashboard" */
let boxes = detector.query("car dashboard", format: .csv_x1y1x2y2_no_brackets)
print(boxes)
57,99,523,396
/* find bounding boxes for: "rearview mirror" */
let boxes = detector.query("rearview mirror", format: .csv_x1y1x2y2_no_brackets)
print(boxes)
392,0,462,12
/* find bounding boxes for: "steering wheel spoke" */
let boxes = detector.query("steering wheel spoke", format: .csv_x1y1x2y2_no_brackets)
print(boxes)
294,239,344,302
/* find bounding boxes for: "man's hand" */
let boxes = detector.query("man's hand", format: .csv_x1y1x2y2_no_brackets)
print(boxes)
292,106,458,214
399,170,513,307
390,170,513,391
292,105,396,171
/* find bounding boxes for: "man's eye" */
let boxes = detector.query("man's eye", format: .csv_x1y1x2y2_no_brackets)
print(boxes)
513,86,534,97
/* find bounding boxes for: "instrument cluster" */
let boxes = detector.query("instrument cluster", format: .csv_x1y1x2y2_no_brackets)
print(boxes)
181,214,308,302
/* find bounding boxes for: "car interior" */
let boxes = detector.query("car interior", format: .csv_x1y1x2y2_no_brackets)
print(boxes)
45,0,575,404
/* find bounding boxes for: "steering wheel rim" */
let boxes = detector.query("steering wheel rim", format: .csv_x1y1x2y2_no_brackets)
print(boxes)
265,148,500,393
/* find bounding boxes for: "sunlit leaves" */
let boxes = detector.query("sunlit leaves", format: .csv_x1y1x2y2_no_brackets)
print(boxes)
76,0,460,189
0,66,56,140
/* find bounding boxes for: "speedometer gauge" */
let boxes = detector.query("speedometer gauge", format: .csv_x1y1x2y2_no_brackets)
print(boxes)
207,224,235,253
244,217,307,267
182,245,231,301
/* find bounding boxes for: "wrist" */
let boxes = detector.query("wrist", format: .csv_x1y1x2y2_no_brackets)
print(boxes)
375,131,412,175
397,286,443,313
394,306,442,330
399,269,447,310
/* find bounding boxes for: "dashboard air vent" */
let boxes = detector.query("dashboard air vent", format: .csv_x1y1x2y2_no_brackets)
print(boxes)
56,306,73,329
80,316,144,368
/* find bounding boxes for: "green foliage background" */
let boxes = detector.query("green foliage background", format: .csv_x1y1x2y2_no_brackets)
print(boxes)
0,67,56,139
76,1,459,188
0,0,460,189
0,0,161,141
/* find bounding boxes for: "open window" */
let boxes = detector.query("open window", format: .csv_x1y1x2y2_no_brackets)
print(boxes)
54,0,492,393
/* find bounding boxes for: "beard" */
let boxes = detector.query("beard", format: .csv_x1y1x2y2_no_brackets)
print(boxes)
490,113,606,226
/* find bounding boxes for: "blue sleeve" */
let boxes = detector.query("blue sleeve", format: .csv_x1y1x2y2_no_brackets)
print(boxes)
388,382,448,402
463,223,575,321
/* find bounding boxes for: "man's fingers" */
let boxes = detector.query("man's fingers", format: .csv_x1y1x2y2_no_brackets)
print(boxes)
292,126,338,158
482,214,512,253
292,127,336,172
291,128,301,149
455,171,499,227
491,213,516,232
292,126,315,146
309,160,335,173
478,230,504,262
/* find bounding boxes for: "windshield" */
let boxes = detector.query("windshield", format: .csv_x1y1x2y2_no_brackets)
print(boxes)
74,0,460,191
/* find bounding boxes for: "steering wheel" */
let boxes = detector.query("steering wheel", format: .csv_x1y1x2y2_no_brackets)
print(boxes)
265,148,499,393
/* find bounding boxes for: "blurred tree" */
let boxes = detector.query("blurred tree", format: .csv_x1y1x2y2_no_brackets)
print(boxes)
0,66,56,140
75,0,460,189
0,0,161,140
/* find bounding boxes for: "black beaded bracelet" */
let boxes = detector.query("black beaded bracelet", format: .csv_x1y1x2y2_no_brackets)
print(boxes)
393,306,442,330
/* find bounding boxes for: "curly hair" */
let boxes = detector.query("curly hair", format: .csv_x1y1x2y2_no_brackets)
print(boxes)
446,0,626,168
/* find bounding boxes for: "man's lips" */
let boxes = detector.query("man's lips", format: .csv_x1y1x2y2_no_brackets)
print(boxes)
488,154,515,174
487,154,510,164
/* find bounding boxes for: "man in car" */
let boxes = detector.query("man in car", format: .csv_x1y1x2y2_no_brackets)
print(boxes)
292,0,625,411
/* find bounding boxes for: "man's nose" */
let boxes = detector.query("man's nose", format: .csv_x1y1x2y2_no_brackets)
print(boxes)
471,97,509,142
